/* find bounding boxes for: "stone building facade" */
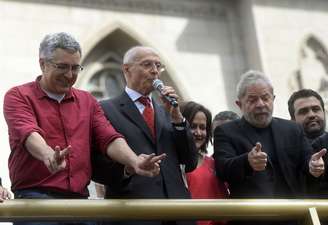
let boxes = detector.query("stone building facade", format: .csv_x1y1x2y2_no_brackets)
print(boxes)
1,0,328,192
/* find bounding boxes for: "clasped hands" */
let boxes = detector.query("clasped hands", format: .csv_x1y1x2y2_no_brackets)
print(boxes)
248,142,326,177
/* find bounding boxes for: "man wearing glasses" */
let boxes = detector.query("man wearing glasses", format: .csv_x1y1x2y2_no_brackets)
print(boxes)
92,46,198,225
3,33,164,217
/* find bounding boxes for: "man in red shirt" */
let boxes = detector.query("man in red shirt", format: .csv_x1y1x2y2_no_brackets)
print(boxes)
3,32,164,204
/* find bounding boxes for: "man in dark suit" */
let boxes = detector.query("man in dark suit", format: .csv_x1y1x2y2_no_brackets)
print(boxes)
213,70,326,225
287,89,328,199
92,46,198,225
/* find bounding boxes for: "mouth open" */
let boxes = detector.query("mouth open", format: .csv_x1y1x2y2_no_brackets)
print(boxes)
307,121,319,127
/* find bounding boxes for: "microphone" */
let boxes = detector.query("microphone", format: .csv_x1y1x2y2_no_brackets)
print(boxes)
152,79,178,107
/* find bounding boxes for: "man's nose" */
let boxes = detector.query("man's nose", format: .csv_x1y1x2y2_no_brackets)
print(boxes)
256,98,265,107
64,67,74,78
149,64,160,73
307,109,316,118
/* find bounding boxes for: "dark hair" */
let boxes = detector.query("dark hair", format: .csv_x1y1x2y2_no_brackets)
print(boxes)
213,110,240,122
180,101,212,153
288,89,325,119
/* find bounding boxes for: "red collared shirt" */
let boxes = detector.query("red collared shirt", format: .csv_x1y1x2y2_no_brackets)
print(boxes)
3,77,122,195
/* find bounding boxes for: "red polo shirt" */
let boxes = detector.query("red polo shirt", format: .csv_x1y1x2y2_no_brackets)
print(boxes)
3,77,122,195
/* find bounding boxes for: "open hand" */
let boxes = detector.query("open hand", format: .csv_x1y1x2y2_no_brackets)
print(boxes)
44,145,70,173
126,153,166,177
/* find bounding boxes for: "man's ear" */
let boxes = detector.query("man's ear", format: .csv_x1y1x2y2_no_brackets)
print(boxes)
235,100,242,109
39,58,46,72
122,64,129,75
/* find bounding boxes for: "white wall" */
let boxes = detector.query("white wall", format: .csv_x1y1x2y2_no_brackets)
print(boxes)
251,0,328,117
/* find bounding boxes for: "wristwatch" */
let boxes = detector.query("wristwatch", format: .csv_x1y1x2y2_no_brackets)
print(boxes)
172,117,186,130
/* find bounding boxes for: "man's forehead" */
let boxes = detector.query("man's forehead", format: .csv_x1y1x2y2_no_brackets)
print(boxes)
135,50,160,61
294,96,322,109
140,55,161,62
244,84,272,97
52,48,81,58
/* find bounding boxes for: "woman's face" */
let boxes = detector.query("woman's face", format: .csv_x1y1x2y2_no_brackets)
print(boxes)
190,111,207,151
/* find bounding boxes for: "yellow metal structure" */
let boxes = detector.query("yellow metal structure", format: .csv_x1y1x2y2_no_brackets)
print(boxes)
0,199,327,224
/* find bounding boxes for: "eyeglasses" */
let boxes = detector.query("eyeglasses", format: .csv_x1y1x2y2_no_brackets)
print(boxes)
47,60,84,74
133,60,165,73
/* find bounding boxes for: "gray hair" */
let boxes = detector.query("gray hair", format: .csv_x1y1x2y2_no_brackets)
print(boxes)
39,32,82,60
123,46,159,64
213,111,240,122
236,70,273,99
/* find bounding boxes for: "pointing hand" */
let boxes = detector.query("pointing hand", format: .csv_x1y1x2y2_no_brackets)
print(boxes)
248,142,267,171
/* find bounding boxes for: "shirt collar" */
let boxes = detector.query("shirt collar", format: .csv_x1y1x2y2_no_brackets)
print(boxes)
35,75,75,101
125,86,152,102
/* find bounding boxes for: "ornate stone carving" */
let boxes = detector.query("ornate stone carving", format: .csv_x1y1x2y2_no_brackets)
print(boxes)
11,0,226,19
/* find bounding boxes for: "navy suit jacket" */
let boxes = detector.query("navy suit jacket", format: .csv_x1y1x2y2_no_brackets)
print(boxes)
213,117,312,199
92,92,197,199
309,132,328,197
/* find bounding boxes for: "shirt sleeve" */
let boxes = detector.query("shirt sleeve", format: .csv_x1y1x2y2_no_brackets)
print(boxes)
3,87,45,150
91,100,123,154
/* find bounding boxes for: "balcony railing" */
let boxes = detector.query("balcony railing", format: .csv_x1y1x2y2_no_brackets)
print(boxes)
0,199,326,225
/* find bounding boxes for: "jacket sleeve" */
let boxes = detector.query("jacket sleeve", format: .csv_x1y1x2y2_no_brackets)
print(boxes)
173,121,198,172
213,125,253,183
91,149,126,186
307,134,328,197
91,99,130,189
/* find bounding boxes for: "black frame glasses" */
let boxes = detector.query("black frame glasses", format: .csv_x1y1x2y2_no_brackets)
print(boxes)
130,60,165,73
47,60,84,74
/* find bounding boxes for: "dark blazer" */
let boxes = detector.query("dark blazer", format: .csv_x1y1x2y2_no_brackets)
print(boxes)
213,117,312,199
309,132,328,198
91,92,197,225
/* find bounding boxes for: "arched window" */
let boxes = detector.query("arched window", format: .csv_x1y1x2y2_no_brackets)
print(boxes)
290,35,328,93
77,27,181,101
289,34,328,113
83,52,125,100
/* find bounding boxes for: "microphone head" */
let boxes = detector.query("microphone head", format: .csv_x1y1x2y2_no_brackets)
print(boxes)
152,79,163,89
152,78,178,107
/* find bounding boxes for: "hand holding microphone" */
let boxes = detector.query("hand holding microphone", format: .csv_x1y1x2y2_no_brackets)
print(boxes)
152,79,178,107
152,79,184,123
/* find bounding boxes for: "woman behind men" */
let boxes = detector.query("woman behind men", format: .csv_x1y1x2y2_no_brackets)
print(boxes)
181,101,228,225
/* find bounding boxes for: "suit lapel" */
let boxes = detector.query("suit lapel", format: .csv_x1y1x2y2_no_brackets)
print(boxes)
153,100,165,146
239,117,275,168
271,118,283,159
239,117,260,146
271,118,297,192
119,92,155,144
